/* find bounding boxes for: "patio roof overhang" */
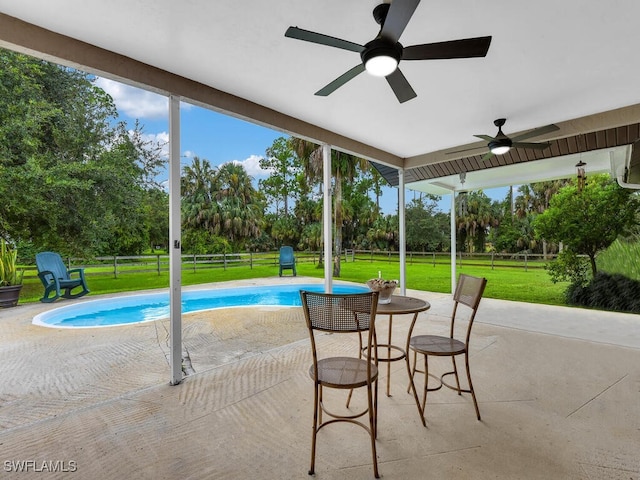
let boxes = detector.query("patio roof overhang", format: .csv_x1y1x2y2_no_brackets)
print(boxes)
3,0,640,384
374,125,640,195
2,1,640,193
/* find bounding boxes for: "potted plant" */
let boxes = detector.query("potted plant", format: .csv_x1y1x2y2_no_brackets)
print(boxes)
0,239,24,307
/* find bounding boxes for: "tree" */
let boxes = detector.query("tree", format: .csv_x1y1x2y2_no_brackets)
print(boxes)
294,195,322,252
182,159,264,251
491,215,537,254
357,167,386,213
456,191,499,253
143,188,169,250
513,184,535,219
405,196,448,252
0,49,165,257
291,138,369,276
269,213,300,247
181,156,219,249
528,180,568,256
215,162,264,248
126,120,167,189
260,137,300,216
534,174,639,278
341,173,380,249
366,215,398,251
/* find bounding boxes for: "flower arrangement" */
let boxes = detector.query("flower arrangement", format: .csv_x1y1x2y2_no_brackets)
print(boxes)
366,272,398,304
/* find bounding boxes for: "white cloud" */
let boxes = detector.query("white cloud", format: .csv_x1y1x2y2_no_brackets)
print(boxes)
96,78,192,120
182,150,195,159
96,78,168,120
145,131,169,145
226,154,269,177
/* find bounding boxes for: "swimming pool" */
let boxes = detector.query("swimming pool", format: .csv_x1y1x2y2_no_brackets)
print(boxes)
32,283,369,328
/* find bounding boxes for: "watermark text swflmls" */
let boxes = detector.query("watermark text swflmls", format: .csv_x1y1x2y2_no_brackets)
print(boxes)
4,460,78,473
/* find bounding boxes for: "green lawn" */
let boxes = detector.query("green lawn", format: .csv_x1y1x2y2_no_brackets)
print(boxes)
312,261,568,305
18,259,568,306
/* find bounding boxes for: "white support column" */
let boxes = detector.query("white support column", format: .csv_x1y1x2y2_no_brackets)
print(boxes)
322,144,333,293
398,169,406,295
450,191,457,294
168,95,182,385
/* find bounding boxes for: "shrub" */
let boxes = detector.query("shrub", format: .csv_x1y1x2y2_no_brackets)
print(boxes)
566,272,640,313
545,249,589,286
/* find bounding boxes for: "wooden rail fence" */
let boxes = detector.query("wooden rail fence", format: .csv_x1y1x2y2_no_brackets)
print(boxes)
19,250,558,279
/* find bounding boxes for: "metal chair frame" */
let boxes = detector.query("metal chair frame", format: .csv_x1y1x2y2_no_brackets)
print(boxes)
300,290,380,478
405,274,487,426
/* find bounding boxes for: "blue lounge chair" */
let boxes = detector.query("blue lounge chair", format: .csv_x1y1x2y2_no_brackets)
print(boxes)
36,252,90,303
279,246,296,277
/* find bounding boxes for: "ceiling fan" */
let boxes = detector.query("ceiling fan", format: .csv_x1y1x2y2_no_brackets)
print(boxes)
284,0,492,103
449,118,560,161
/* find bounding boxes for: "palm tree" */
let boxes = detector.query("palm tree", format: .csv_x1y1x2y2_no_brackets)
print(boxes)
181,159,262,250
366,215,398,251
182,156,220,235
531,180,568,213
182,156,215,201
456,191,497,253
369,167,385,213
513,181,567,256
214,162,262,247
291,138,368,276
514,184,535,219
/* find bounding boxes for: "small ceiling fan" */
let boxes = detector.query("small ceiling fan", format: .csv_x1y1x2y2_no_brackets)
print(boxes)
285,0,492,103
449,118,560,161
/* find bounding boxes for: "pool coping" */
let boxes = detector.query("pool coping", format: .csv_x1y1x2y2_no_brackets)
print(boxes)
32,280,370,329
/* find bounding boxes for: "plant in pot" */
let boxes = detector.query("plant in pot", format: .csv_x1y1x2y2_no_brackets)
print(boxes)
0,239,24,308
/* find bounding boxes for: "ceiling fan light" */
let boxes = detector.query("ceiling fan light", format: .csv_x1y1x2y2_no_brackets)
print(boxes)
365,55,398,77
488,137,512,155
361,38,402,77
490,145,511,155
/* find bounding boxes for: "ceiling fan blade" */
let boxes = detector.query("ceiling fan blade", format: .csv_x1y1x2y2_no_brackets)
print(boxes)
512,141,552,150
403,36,492,60
380,0,421,43
481,151,495,161
447,145,487,155
315,64,366,97
474,134,495,142
285,27,364,53
510,124,560,142
385,68,417,103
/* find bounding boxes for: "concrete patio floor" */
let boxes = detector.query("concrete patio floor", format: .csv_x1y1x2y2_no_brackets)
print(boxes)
0,277,638,479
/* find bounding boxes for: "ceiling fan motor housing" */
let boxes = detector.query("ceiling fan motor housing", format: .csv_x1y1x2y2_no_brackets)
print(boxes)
361,39,403,75
488,138,513,152
488,118,512,152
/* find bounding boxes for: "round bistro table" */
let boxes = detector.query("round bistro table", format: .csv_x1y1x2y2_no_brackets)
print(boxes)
374,295,430,397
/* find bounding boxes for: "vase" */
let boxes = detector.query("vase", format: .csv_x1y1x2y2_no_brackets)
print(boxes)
366,279,398,304
0,284,22,308
0,284,23,308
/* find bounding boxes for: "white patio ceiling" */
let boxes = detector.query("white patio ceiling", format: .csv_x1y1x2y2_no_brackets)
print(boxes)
1,0,640,192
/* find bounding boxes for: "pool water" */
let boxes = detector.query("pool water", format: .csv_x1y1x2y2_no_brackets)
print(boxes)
33,283,369,328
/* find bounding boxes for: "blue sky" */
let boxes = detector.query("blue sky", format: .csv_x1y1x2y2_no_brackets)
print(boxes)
96,78,280,178
96,78,507,214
